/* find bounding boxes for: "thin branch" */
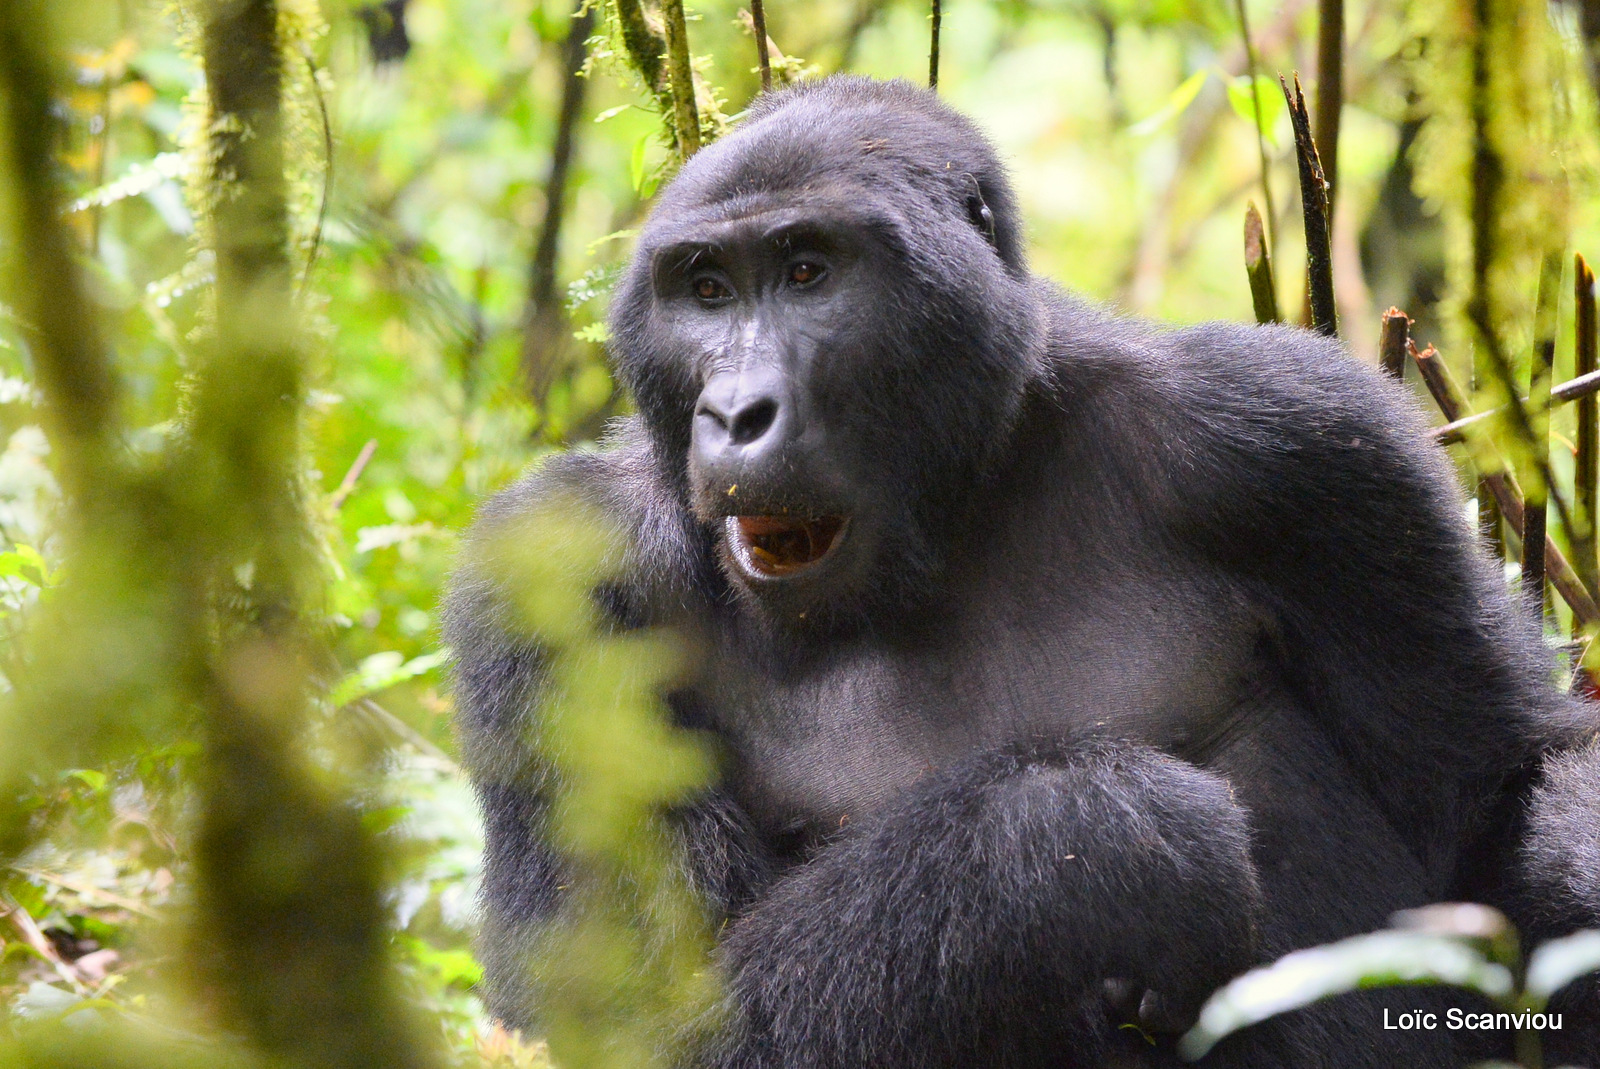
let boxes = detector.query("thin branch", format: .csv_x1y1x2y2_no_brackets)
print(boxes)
14,867,161,917
1090,6,1126,126
750,0,772,90
929,0,942,90
4,899,87,987
1232,0,1276,254
1433,369,1600,444
329,439,378,511
298,45,334,304
1244,202,1280,324
1281,72,1337,337
522,0,595,393
1378,307,1408,380
1314,0,1343,215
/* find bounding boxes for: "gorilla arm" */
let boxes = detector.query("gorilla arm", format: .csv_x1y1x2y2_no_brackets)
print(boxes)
1517,740,1600,1066
695,741,1263,1069
444,429,774,1030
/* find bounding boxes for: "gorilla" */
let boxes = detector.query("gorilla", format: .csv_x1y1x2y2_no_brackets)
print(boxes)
446,77,1600,1067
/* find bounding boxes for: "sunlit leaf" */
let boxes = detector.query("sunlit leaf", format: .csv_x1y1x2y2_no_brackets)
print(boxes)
1225,73,1285,147
330,649,448,708
1178,932,1513,1059
1526,929,1600,1000
1130,68,1208,135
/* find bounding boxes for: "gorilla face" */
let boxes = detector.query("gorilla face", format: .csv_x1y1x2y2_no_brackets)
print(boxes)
656,201,900,610
609,79,1044,624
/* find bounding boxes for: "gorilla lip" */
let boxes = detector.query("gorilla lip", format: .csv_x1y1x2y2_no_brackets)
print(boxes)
728,515,848,577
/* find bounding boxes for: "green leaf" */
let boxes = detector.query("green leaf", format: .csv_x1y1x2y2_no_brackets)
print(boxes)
401,934,483,989
330,649,448,708
574,322,611,344
0,544,59,587
630,134,649,195
1526,929,1600,1000
353,522,442,555
1178,931,1513,1060
1130,69,1208,136
361,803,413,835
1226,74,1285,147
65,768,107,792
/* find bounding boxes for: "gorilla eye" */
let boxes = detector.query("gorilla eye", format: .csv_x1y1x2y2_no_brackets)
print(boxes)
788,262,824,286
694,276,730,302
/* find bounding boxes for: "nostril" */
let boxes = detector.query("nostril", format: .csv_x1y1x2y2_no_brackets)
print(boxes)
697,402,729,431
729,398,778,446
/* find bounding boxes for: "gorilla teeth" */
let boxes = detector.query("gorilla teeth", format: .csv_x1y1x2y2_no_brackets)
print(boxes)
732,515,847,576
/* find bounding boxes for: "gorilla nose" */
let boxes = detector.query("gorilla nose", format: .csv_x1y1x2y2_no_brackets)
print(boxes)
693,368,792,472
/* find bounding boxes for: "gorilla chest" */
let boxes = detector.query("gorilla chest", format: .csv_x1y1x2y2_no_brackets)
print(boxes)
708,570,1262,840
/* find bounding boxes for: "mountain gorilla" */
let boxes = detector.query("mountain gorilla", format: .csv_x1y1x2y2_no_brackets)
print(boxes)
446,77,1600,1067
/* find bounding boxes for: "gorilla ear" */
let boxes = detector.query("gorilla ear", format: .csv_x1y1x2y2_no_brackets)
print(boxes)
964,176,998,248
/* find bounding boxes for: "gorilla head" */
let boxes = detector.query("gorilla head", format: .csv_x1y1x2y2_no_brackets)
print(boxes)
609,78,1043,625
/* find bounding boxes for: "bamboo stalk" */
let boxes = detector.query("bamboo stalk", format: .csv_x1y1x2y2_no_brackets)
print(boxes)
1414,343,1469,421
929,0,942,89
1577,253,1598,604
1522,252,1562,608
1232,0,1277,256
1314,0,1343,216
750,0,772,90
1411,343,1600,627
1244,202,1281,325
1281,73,1337,337
1379,307,1409,380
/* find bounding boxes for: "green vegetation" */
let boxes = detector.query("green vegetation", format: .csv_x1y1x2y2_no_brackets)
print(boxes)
2,0,1600,1065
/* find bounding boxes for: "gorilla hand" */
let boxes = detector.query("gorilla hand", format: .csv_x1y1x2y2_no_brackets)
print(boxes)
695,742,1262,1069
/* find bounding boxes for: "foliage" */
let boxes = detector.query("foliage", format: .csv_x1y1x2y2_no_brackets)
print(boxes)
1179,904,1600,1067
2,0,1600,1065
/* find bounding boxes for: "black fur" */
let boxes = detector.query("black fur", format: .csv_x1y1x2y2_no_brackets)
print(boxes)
445,77,1600,1067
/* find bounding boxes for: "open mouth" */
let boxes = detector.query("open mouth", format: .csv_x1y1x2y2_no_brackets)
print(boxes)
727,515,848,578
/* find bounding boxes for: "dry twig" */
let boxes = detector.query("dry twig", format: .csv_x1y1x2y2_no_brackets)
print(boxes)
1244,202,1280,325
1378,307,1408,380
1281,73,1336,337
750,0,772,90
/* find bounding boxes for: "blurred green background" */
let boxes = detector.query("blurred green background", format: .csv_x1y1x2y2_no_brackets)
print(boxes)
3,0,1600,1065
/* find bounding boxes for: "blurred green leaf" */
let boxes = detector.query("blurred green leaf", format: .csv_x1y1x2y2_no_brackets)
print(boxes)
330,650,447,709
1526,929,1600,1000
1178,931,1513,1059
1225,73,1284,147
1130,68,1208,135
